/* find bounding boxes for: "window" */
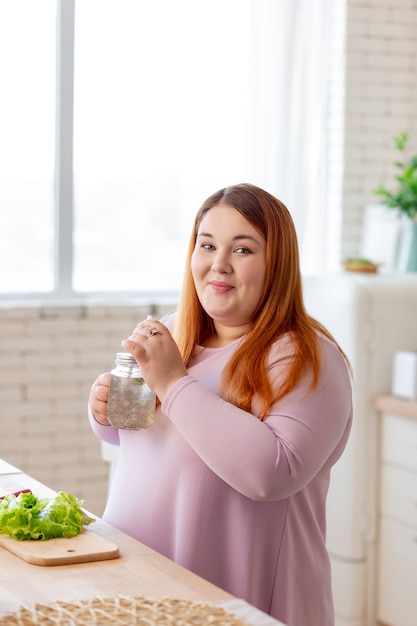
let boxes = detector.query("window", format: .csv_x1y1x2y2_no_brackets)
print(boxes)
0,1,56,293
73,0,252,293
1,0,339,299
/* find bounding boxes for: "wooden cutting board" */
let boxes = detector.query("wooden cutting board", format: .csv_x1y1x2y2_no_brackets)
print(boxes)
0,529,119,566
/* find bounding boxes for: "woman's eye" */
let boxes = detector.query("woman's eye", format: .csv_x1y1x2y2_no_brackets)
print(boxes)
235,246,251,254
201,243,215,250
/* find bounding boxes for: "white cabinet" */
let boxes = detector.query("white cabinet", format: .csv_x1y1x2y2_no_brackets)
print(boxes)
374,396,417,626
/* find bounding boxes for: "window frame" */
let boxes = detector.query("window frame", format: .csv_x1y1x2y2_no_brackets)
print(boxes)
55,0,75,299
1,0,342,302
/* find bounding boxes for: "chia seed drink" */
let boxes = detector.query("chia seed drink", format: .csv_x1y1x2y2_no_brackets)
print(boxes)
107,353,156,430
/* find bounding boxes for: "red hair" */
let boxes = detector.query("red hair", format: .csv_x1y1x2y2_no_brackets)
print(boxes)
174,183,349,419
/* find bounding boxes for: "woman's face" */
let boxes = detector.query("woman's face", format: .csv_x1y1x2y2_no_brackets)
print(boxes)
191,204,266,340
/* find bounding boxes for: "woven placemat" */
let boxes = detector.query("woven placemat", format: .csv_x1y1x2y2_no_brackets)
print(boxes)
0,595,251,625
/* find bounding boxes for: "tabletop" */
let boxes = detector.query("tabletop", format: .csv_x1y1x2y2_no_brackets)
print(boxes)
0,461,285,625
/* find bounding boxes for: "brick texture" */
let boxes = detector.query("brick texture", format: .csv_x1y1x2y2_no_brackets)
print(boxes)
341,0,417,260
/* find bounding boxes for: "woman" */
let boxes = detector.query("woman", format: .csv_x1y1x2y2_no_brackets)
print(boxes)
89,183,352,626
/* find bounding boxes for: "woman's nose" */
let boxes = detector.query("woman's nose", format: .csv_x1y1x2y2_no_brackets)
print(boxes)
211,252,232,273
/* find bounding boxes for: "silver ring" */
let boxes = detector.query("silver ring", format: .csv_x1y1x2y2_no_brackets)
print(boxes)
148,326,160,337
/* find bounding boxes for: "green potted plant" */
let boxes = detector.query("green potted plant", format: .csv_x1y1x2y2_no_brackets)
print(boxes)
374,132,417,271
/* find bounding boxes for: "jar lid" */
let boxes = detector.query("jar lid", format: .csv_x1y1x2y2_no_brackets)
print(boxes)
115,352,138,365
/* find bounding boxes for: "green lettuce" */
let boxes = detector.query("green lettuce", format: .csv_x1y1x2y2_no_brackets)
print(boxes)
0,491,94,541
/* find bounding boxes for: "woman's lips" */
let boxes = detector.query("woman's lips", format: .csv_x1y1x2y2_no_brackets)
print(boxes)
209,281,234,293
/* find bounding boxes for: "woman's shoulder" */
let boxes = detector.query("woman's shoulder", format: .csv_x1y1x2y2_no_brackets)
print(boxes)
316,332,351,373
267,332,296,362
268,330,346,367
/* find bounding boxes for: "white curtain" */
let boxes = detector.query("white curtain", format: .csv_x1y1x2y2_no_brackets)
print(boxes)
246,0,333,271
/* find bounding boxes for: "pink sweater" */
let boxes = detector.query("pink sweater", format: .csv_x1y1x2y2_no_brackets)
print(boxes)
89,313,352,626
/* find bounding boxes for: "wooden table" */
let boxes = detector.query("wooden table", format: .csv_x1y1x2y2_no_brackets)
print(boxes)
0,461,284,625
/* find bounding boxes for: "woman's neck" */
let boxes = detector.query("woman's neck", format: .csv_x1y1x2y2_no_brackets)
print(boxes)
204,322,250,348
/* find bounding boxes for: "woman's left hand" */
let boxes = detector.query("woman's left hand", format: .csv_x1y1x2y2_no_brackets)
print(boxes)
121,319,188,402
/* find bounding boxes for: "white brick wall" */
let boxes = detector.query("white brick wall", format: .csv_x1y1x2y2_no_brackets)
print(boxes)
341,0,417,259
0,301,176,515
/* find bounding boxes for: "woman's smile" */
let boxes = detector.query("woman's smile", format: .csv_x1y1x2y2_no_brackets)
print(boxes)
208,280,235,293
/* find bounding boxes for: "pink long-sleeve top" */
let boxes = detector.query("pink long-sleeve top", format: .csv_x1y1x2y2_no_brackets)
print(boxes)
89,312,352,626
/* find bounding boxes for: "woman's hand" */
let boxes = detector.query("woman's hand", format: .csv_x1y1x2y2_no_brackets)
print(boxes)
121,318,188,402
89,372,111,425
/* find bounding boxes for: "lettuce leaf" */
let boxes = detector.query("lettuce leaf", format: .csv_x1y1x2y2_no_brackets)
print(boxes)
0,491,94,541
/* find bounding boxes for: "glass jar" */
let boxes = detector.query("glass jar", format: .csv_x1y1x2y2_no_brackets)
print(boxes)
107,353,156,430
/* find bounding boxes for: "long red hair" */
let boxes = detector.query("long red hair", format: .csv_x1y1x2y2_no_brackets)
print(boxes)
174,183,349,419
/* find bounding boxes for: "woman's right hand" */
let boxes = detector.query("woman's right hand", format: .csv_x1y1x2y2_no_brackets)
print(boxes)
89,372,111,425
